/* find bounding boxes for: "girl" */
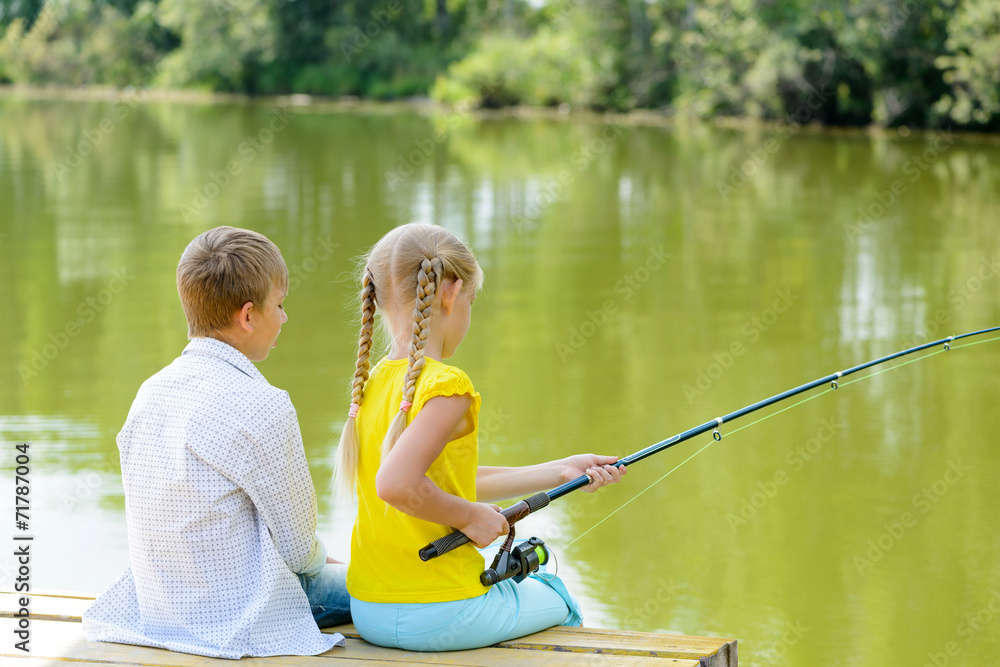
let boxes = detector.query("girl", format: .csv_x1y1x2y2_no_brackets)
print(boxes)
337,223,625,651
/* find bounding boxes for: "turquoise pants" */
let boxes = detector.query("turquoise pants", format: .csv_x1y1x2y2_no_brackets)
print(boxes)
350,571,583,651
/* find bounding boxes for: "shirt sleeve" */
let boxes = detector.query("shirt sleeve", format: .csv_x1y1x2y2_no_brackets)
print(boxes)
413,367,481,416
240,402,324,575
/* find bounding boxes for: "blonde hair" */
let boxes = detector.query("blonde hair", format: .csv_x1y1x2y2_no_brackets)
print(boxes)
176,226,289,339
335,223,482,498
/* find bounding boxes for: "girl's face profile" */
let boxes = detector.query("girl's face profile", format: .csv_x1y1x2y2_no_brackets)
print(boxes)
440,279,475,359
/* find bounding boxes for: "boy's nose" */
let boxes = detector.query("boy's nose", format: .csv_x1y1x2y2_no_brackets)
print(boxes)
282,309,288,323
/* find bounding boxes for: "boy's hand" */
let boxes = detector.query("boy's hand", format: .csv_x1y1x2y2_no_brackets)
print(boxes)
460,502,510,548
562,454,626,492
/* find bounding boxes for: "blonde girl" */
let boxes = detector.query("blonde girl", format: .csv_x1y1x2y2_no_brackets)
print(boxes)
337,223,625,651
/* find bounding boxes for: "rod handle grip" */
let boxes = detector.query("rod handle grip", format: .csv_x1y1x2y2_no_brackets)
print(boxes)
418,530,470,561
418,493,551,561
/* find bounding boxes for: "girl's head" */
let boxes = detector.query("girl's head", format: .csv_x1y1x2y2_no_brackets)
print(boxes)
336,223,481,498
365,223,482,358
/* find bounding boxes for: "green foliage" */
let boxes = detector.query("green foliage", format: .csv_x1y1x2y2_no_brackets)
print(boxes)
935,0,1000,128
2,0,1000,129
156,0,278,92
0,0,162,86
431,26,615,108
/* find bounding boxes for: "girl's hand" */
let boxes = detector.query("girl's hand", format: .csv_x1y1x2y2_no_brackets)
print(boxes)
459,502,510,548
562,454,627,493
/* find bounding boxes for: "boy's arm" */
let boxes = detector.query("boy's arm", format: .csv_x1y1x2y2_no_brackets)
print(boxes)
240,401,327,576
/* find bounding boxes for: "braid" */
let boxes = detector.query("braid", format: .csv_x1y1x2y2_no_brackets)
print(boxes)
335,268,377,500
401,258,441,406
351,270,377,409
381,256,442,459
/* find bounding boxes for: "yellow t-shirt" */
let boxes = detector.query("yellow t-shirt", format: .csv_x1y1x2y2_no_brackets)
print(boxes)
346,356,486,603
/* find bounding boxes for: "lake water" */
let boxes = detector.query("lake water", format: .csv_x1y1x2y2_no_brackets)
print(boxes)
1,95,999,666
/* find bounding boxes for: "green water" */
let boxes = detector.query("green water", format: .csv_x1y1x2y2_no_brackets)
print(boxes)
2,96,999,666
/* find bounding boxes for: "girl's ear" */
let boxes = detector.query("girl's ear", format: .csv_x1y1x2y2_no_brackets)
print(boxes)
439,278,464,315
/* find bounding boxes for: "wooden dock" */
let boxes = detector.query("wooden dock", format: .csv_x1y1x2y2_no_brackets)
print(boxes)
1,591,737,666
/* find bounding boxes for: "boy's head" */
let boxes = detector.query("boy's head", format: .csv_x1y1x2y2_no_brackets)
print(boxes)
177,227,289,342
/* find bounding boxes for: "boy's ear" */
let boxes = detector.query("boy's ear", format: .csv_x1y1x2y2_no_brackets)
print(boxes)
234,301,255,332
439,279,463,315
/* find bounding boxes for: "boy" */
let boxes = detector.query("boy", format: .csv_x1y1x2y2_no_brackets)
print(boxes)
83,227,348,658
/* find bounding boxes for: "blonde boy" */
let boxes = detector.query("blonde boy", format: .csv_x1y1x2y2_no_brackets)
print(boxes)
83,227,347,658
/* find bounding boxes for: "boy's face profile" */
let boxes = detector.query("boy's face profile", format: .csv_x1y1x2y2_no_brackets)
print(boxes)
241,284,288,362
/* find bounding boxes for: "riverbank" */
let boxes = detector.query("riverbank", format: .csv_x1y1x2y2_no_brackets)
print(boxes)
9,83,999,144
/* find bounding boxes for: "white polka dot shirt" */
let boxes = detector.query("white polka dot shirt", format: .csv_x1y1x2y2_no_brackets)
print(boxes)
83,337,344,658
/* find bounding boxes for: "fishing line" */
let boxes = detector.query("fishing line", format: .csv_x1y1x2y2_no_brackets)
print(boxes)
561,336,998,550
419,326,1000,562
950,334,1000,350
563,386,834,549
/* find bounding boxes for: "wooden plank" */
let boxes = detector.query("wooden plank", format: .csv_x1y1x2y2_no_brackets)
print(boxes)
1,592,732,665
0,620,700,666
497,626,736,666
0,591,88,623
6,658,153,666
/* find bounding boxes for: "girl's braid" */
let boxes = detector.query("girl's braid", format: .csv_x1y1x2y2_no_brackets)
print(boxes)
349,269,376,412
400,257,442,409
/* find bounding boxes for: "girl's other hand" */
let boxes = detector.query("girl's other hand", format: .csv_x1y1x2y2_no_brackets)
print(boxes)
460,502,510,548
563,454,627,492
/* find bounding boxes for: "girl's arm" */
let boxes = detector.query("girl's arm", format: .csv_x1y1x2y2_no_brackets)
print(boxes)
477,455,626,503
375,394,509,548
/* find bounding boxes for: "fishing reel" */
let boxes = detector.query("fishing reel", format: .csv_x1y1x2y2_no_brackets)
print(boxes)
480,527,550,586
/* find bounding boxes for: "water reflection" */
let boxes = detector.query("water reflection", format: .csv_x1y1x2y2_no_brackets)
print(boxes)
1,97,999,666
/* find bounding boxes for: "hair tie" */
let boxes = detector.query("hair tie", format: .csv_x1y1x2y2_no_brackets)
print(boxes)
348,404,359,419
399,400,412,413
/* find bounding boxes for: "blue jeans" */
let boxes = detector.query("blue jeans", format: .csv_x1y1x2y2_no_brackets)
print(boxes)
297,564,352,628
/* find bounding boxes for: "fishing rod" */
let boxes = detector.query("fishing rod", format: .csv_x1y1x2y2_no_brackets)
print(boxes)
419,325,1000,565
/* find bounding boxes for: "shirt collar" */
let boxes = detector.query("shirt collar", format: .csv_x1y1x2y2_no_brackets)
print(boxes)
182,337,266,382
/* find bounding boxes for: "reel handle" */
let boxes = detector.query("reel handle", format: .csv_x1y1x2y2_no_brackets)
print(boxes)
418,492,550,561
